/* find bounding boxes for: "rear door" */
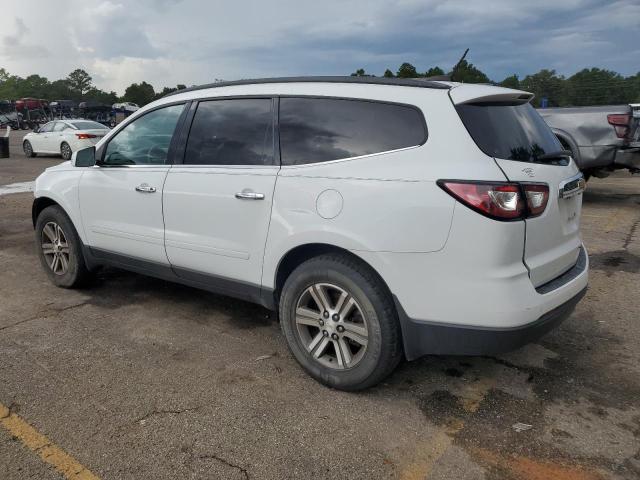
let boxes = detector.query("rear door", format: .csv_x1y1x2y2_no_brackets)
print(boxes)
162,98,278,293
454,95,584,287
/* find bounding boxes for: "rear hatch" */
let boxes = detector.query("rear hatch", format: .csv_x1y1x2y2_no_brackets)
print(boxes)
452,86,584,288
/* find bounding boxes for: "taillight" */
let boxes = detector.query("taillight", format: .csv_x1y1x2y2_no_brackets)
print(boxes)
75,133,97,139
522,184,549,217
607,113,631,139
438,180,549,221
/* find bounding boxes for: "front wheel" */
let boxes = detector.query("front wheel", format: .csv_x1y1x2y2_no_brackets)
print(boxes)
23,140,36,157
35,205,92,288
60,142,72,160
279,254,403,390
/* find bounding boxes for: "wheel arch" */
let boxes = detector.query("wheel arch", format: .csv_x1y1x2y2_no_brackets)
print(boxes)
272,243,395,309
552,128,582,167
32,196,61,228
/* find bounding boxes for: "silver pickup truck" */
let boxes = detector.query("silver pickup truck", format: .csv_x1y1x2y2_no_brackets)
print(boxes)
539,104,640,178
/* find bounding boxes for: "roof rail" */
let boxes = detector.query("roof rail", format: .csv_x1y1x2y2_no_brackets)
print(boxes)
165,76,450,97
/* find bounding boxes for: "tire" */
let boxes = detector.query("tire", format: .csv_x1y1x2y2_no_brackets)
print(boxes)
60,142,72,160
279,253,403,391
35,205,92,288
23,140,36,158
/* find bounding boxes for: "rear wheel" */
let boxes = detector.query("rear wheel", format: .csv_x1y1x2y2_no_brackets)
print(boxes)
23,140,36,157
60,142,72,160
279,253,403,390
35,205,92,288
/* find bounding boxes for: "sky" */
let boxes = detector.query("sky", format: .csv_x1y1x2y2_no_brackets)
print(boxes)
1,0,639,95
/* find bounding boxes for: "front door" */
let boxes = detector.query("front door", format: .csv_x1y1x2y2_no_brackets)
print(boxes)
163,98,278,293
78,103,186,264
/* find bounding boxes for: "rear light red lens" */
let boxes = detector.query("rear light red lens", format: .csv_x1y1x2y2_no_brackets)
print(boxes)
438,181,524,220
75,133,97,139
607,113,631,139
438,181,549,221
522,184,549,217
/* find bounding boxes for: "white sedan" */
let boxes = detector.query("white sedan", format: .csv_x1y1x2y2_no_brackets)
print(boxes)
23,120,110,160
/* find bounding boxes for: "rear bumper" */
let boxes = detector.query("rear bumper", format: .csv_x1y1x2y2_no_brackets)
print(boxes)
614,147,640,170
395,286,587,360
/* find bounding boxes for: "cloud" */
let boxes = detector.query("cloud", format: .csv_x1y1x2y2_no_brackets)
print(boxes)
0,17,49,59
0,0,638,95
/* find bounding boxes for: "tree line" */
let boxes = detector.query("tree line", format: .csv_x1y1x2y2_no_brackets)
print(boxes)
352,61,640,107
0,68,186,107
3,62,639,109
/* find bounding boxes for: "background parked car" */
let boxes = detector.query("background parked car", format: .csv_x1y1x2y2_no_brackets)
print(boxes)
22,119,110,160
539,103,640,178
112,102,140,113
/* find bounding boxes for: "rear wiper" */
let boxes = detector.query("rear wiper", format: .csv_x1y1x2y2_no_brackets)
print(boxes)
535,150,573,161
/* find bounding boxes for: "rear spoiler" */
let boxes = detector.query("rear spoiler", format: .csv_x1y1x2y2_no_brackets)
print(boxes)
449,84,534,106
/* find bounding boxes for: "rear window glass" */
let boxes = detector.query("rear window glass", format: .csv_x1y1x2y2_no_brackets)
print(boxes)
71,121,108,130
456,103,562,162
279,98,426,165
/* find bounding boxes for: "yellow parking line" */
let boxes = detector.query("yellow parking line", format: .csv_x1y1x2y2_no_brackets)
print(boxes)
0,402,100,480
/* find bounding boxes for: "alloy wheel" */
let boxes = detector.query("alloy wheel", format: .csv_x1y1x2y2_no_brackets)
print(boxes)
23,142,32,156
294,283,369,369
61,143,72,160
41,222,70,275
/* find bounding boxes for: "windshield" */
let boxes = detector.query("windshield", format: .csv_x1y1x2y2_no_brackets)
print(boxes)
456,102,562,163
70,121,108,130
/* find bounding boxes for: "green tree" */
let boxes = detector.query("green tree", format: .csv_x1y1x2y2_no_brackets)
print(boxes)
383,69,394,78
450,60,489,83
565,68,629,106
66,69,93,98
351,68,366,77
123,81,156,106
520,69,566,107
499,74,520,90
424,67,445,78
397,63,418,78
176,84,187,90
85,87,118,105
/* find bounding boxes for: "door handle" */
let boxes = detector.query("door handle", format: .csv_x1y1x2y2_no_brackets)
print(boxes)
135,183,156,193
235,190,265,200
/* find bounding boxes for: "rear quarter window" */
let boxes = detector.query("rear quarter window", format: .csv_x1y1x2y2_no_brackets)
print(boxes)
279,97,426,165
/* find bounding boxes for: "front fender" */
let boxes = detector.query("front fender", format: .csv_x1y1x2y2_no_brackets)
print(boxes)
34,168,86,243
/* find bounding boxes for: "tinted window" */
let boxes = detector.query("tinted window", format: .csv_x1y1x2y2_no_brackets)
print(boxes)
70,121,108,130
39,122,54,133
184,99,274,166
279,98,426,165
456,103,562,163
103,104,184,165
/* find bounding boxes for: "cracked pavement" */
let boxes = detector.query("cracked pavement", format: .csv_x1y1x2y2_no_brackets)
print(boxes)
1,131,640,479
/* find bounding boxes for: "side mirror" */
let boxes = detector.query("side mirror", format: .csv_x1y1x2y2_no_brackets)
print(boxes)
33,126,40,133
72,146,96,167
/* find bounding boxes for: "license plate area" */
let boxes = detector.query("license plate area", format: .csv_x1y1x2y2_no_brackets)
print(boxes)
558,173,586,200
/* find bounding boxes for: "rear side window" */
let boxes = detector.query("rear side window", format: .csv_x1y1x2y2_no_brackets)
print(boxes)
184,98,274,166
279,98,426,165
456,103,562,162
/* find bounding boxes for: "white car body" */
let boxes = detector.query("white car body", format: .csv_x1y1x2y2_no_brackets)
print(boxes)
33,77,588,376
23,120,110,158
112,102,140,113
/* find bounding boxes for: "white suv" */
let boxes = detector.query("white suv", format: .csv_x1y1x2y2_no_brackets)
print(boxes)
32,77,588,390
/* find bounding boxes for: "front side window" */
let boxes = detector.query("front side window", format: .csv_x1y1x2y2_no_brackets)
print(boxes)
39,122,54,133
279,97,426,165
103,104,184,166
184,98,274,166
